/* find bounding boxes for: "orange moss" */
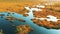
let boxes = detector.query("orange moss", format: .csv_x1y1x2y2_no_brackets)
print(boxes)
16,25,33,34
32,5,60,29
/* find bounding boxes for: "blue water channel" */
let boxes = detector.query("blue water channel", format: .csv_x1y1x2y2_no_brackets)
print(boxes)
0,11,60,34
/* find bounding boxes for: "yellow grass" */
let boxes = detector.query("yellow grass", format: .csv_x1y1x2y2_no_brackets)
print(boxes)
0,0,60,12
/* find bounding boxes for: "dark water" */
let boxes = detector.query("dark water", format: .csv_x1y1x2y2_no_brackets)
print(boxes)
0,12,60,34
